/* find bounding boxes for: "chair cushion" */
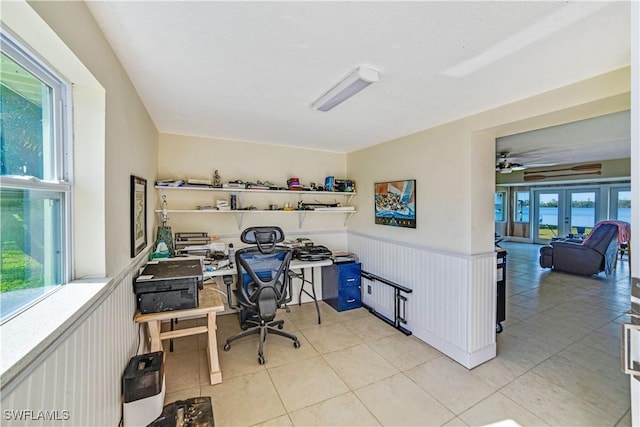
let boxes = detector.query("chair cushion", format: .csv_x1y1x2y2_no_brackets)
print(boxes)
582,223,618,254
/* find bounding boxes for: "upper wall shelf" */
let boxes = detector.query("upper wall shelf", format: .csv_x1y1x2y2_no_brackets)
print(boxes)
155,184,355,197
154,185,356,228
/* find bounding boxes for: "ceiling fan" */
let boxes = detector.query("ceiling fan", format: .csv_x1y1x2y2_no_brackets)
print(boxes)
495,152,526,174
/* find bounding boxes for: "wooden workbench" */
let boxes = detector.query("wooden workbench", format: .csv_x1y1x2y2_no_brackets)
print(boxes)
134,285,225,385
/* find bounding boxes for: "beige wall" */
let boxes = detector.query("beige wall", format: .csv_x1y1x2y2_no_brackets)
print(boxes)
348,67,630,255
158,134,348,239
27,1,159,276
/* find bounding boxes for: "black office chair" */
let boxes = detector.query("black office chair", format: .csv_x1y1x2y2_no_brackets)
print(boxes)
223,226,300,364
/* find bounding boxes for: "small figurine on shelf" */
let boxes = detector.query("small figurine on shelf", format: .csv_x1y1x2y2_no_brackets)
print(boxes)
213,170,222,188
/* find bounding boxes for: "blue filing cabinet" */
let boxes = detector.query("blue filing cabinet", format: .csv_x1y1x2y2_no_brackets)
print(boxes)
322,262,361,312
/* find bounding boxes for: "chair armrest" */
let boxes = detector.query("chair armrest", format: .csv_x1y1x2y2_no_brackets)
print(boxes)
222,275,239,309
284,273,294,305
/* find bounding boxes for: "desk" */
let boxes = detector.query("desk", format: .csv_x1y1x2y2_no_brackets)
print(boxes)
134,285,225,385
204,258,332,277
205,258,333,324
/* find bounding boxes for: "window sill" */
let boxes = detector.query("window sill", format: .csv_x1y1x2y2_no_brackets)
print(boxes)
0,277,112,390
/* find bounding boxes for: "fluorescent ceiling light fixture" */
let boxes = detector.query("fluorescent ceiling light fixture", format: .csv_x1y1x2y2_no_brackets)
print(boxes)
313,66,379,111
441,1,608,77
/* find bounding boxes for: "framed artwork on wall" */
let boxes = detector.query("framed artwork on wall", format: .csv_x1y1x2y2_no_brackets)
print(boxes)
374,179,416,229
130,175,147,257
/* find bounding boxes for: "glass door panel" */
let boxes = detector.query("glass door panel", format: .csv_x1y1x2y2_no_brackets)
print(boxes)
612,188,631,222
534,188,600,244
536,192,561,242
568,190,596,238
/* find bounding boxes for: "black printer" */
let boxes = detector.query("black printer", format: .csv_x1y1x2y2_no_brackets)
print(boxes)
134,259,203,313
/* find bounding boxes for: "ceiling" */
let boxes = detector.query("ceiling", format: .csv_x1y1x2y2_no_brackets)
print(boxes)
496,110,631,169
85,1,630,157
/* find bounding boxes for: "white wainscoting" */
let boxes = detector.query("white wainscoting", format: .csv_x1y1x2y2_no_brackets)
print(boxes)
349,232,496,368
0,257,146,426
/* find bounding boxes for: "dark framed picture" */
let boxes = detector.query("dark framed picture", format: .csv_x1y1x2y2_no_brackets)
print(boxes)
375,180,416,228
130,175,147,257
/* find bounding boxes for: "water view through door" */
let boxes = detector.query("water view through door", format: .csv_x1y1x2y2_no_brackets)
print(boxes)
534,189,599,243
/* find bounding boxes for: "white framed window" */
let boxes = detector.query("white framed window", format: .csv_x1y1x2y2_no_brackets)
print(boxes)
0,30,72,322
494,191,506,221
514,191,530,223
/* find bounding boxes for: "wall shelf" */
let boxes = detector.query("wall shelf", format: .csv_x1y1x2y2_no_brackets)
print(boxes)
155,185,356,229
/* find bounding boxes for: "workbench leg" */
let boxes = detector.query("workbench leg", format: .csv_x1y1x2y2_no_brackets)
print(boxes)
207,311,222,384
147,320,163,353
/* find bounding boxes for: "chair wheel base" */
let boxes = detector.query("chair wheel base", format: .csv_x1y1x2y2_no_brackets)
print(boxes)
224,343,231,351
293,340,300,348
496,323,503,333
258,355,265,365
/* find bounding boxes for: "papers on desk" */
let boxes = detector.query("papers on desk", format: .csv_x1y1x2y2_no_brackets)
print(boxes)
182,242,226,252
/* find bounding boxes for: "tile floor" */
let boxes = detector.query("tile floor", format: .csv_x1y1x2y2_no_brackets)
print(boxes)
162,242,633,426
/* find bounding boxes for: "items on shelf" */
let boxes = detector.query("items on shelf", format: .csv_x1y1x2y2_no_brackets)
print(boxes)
153,185,357,229
299,201,338,210
334,179,355,192
325,176,334,191
156,179,184,187
216,199,230,210
324,176,355,192
246,181,273,190
223,180,245,189
187,178,212,186
287,177,303,190
158,175,355,192
312,206,355,211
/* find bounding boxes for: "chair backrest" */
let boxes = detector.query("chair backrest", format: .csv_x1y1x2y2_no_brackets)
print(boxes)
241,226,285,251
235,227,292,320
583,223,618,254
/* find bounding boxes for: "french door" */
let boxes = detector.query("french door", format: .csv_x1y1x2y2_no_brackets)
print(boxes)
533,188,599,244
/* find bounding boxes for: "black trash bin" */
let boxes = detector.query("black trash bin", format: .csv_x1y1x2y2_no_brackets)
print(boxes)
496,249,507,333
